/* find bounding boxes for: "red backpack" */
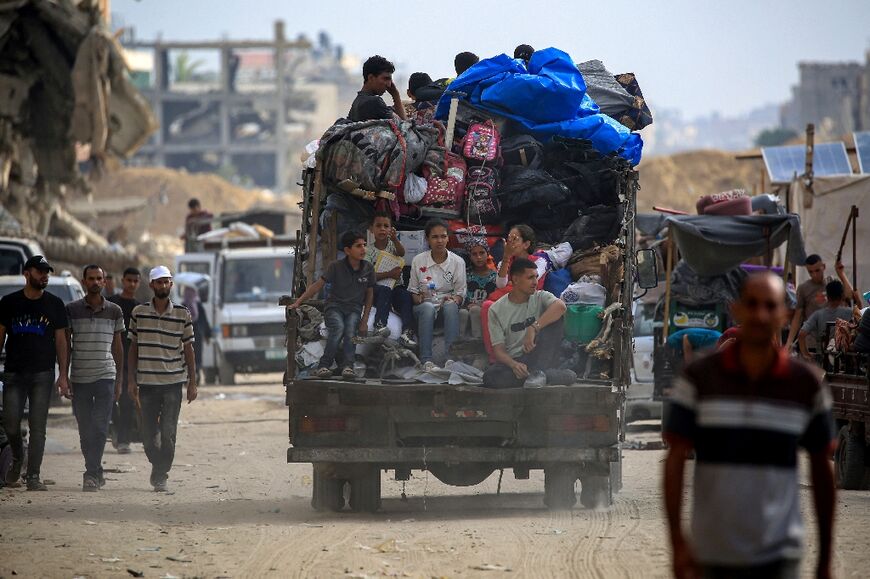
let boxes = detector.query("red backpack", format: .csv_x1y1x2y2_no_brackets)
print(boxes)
421,152,467,209
461,120,501,163
466,166,501,224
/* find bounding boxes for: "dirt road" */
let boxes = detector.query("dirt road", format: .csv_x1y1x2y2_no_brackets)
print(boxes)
1,380,868,578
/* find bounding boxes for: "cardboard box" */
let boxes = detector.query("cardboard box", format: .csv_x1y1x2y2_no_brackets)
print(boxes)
398,230,427,263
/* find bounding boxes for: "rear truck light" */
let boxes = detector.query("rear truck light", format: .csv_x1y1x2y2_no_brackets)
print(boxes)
298,416,359,433
548,415,610,432
222,324,231,338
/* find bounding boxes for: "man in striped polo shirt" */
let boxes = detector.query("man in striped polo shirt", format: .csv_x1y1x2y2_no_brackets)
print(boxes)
66,265,125,492
128,266,197,492
664,272,836,579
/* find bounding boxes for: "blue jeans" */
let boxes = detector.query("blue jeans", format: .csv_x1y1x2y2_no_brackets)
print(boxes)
373,285,414,329
320,308,361,369
413,301,460,363
2,370,54,480
139,385,184,484
72,379,115,479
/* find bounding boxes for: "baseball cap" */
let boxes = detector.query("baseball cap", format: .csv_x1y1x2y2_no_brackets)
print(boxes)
24,255,54,272
149,265,173,281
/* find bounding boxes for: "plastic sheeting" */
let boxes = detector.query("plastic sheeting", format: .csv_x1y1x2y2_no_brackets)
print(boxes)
435,48,643,165
665,214,807,277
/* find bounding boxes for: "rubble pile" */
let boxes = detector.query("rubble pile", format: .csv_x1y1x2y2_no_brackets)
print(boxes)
0,0,156,266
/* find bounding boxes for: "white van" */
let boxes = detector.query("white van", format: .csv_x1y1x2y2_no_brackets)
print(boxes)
175,242,294,385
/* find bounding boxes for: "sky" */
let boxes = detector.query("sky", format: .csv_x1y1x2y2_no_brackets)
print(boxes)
113,0,870,120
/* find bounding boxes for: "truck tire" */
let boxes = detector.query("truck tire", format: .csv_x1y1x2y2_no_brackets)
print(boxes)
349,466,382,513
580,474,613,509
218,358,235,386
835,424,866,490
312,465,345,512
544,465,577,510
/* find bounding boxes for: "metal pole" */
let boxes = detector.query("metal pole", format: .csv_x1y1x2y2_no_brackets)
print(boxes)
662,232,674,344
852,206,859,292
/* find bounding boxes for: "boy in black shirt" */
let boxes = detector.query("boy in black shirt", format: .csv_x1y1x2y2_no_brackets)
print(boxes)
0,255,69,490
290,231,375,380
107,267,141,454
348,55,406,122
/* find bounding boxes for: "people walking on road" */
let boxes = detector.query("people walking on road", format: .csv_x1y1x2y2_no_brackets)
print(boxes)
664,272,836,579
107,267,141,454
0,255,69,491
66,265,125,492
181,284,212,383
128,266,197,492
289,230,376,380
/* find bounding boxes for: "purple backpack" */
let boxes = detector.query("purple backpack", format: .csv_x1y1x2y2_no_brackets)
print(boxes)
466,166,501,224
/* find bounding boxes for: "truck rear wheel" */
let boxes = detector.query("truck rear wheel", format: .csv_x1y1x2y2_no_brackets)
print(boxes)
580,474,613,509
835,424,866,490
203,368,218,385
544,465,577,510
349,466,382,513
312,465,345,512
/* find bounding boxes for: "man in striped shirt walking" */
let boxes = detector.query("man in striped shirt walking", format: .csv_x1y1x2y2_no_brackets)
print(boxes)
128,266,197,492
66,265,125,492
664,272,836,579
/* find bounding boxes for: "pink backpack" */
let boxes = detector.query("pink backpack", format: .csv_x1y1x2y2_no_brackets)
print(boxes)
421,152,467,209
461,120,500,163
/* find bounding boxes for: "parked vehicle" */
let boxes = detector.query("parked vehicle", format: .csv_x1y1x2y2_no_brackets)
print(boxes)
818,330,870,490
0,236,43,275
176,240,294,385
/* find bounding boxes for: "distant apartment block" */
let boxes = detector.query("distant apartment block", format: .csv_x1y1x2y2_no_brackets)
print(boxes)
781,51,870,137
120,22,356,192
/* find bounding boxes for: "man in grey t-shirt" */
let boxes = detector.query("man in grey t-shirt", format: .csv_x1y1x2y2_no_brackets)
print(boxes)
483,258,569,388
799,280,853,360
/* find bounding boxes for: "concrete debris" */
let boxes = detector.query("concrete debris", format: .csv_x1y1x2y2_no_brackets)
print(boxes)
0,0,155,268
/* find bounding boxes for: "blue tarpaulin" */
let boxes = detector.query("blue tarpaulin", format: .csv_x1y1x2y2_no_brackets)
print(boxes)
435,48,643,165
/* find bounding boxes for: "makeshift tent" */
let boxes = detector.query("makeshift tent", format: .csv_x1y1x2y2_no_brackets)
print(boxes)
435,48,643,165
793,175,870,294
665,214,807,277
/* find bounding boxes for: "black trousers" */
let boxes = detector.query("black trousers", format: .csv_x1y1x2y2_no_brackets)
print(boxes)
483,319,564,388
139,385,184,484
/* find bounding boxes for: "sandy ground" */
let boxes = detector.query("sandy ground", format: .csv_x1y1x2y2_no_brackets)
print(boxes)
1,378,869,579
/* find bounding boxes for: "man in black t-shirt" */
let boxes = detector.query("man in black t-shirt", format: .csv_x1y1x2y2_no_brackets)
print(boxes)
348,55,407,122
107,266,141,454
0,255,69,491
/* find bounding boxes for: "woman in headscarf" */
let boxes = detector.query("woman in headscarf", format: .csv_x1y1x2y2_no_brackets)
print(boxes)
183,285,212,381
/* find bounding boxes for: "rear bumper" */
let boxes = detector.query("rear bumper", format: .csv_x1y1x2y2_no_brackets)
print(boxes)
287,446,618,465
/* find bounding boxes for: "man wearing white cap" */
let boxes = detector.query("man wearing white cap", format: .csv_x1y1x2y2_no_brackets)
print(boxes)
127,266,197,492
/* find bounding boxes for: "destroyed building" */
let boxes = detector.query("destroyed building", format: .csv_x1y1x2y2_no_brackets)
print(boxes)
120,21,358,193
0,0,156,271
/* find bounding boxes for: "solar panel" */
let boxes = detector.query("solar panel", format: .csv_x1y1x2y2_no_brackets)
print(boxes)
762,142,853,183
855,131,870,174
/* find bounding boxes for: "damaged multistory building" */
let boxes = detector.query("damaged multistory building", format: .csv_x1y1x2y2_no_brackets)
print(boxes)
0,0,156,270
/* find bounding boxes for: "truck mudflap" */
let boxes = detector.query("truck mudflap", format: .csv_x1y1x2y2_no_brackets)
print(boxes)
287,446,618,464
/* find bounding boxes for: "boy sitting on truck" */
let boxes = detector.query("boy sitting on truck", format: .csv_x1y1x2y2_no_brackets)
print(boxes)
483,258,575,389
366,211,416,347
290,230,375,380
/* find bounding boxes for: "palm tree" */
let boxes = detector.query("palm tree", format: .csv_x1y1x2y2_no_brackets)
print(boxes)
174,51,205,83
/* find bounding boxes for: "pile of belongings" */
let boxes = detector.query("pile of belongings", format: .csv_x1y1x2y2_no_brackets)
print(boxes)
308,46,651,380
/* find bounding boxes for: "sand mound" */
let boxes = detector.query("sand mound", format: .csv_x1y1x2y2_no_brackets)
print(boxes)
637,150,766,213
87,167,298,237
